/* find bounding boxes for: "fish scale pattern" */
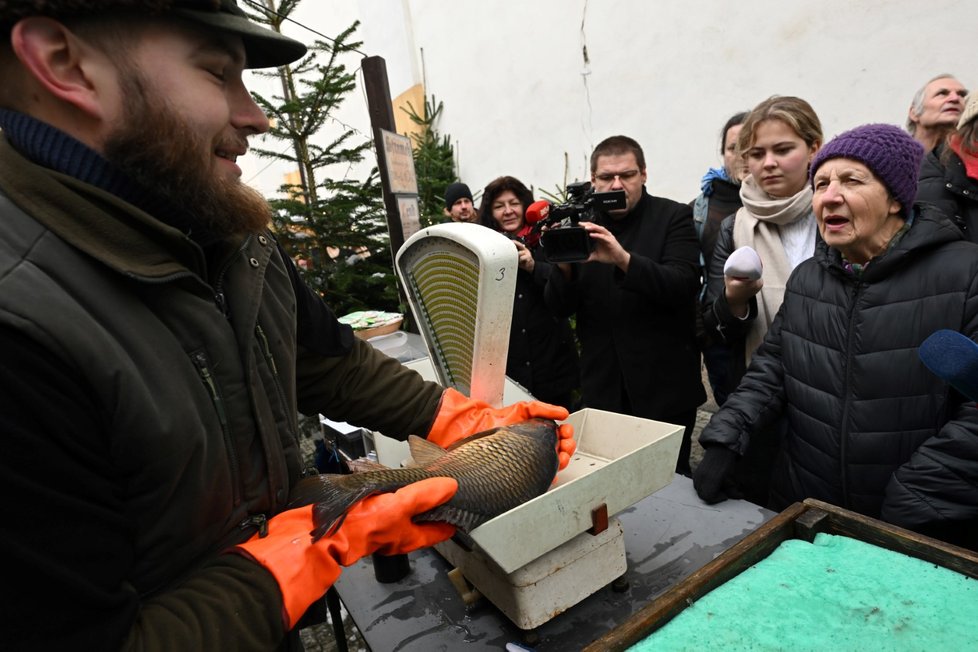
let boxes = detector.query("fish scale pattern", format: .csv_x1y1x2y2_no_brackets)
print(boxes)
297,420,559,536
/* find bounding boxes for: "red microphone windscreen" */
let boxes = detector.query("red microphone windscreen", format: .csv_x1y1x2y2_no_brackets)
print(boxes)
525,200,551,225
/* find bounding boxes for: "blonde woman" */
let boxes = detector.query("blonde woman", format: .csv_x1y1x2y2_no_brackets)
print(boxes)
699,96,822,504
702,96,823,399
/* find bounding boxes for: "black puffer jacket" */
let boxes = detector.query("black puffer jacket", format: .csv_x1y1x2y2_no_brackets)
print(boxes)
700,213,759,390
700,206,978,537
916,144,978,243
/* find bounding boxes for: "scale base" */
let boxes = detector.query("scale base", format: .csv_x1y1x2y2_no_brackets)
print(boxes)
437,518,627,630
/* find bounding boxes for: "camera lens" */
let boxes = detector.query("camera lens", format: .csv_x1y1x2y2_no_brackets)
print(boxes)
542,227,593,263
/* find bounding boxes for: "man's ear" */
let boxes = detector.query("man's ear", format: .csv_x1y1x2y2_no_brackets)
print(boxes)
10,16,112,120
907,104,920,128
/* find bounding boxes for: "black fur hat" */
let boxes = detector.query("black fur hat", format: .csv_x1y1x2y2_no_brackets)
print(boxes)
0,0,306,68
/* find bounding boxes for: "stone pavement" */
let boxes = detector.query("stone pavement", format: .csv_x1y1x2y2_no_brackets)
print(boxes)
690,363,719,471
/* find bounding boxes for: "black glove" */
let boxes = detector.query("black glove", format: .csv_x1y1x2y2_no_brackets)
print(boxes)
693,446,739,504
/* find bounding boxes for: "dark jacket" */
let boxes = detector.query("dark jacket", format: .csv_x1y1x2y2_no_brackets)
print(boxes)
692,176,743,279
700,213,759,394
0,138,443,649
700,206,978,542
916,144,978,243
506,256,580,409
700,214,778,503
545,189,705,419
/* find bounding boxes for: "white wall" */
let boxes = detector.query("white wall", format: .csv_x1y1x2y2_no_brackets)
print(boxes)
239,1,372,195
244,0,978,205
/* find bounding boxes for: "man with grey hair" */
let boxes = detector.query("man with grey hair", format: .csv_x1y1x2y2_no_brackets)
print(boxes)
906,74,969,152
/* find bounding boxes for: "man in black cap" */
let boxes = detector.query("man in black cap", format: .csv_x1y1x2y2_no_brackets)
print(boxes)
444,180,478,222
0,2,574,648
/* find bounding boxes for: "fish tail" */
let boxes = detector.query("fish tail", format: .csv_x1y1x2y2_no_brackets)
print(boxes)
309,481,377,541
289,469,435,540
287,474,378,541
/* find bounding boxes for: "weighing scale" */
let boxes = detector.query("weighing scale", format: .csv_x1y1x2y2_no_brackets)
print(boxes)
386,223,682,630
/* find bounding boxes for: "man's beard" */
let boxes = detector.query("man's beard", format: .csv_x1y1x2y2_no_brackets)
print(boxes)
103,68,272,239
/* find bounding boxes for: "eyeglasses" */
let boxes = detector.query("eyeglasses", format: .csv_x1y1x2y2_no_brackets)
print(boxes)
594,169,641,183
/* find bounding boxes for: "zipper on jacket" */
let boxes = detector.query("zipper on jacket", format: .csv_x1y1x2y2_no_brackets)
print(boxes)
191,350,241,502
838,281,863,507
239,513,268,538
214,290,227,315
255,324,280,376
255,324,298,438
211,236,253,315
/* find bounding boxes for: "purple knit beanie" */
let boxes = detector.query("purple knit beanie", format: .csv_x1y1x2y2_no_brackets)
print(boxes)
809,123,924,214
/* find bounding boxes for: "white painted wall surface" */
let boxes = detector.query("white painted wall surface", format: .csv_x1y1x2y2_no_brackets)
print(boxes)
243,0,978,206
240,2,370,195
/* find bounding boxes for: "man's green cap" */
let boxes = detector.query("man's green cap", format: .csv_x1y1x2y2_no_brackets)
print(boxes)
0,0,307,68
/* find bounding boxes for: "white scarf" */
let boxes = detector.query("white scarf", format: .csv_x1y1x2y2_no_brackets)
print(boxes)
733,175,816,361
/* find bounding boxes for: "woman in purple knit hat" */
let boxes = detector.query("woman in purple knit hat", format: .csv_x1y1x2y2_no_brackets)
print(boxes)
694,123,978,551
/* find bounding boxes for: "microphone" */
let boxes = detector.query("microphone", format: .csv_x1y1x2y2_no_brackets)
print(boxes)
524,200,552,226
723,246,763,281
919,329,978,403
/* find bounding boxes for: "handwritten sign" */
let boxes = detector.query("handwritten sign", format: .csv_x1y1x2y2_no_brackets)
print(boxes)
380,129,418,195
397,195,421,240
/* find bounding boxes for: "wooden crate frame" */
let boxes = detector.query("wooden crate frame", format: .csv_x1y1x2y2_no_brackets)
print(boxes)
584,499,978,651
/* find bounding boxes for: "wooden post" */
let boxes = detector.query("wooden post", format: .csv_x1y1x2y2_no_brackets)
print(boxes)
362,55,421,331
362,55,412,259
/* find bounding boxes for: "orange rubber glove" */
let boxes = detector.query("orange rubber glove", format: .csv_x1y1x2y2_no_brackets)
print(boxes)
234,477,457,629
427,388,577,470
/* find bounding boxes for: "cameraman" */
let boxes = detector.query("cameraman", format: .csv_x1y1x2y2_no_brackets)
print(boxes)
480,176,580,410
545,136,705,474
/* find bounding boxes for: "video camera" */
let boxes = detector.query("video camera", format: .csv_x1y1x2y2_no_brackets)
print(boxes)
526,182,627,263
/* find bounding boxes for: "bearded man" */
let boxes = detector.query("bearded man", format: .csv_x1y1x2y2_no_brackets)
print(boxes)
0,3,573,649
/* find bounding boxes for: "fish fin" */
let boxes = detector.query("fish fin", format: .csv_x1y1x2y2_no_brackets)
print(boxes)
408,434,449,466
286,474,363,540
288,475,378,541
309,481,378,542
316,511,348,540
346,457,390,473
287,474,343,508
441,425,508,451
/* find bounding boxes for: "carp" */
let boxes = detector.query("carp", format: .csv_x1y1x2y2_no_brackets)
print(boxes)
289,418,559,540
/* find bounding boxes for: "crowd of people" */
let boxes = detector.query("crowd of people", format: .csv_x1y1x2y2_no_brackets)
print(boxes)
1,2,976,648
449,74,978,551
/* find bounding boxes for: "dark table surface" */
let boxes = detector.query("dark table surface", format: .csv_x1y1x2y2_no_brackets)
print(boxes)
333,475,773,651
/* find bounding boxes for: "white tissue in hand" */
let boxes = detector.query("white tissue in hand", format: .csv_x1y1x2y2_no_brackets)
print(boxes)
723,246,763,280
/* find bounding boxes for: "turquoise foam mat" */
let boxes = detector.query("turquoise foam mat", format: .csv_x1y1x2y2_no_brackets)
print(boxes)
631,532,977,651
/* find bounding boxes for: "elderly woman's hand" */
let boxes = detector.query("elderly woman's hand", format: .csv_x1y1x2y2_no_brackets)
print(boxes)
724,275,763,319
